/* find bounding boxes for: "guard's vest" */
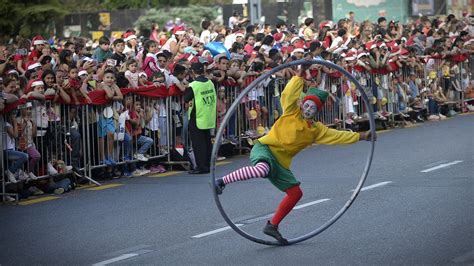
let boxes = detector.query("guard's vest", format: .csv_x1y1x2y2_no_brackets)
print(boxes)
188,80,216,129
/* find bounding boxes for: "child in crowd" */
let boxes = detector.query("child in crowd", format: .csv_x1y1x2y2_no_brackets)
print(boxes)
93,36,113,63
151,71,169,154
4,111,29,183
216,86,227,131
125,59,140,88
97,69,123,165
123,94,154,176
28,35,45,63
18,106,41,179
65,65,81,104
111,38,126,68
142,40,161,78
138,72,149,86
144,99,167,173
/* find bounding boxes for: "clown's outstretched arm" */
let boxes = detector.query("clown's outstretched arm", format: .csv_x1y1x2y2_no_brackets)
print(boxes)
313,122,370,144
280,63,311,115
313,122,376,144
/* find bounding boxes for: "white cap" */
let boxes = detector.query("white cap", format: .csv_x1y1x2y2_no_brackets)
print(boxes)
33,40,46,45
78,70,88,76
27,63,42,71
291,37,300,43
292,48,305,55
124,34,137,42
31,80,44,87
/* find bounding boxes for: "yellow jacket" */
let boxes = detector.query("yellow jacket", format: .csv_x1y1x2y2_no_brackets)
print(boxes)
258,76,360,169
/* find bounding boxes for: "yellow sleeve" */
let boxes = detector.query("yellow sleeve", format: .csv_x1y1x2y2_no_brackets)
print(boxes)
313,122,360,144
281,76,304,115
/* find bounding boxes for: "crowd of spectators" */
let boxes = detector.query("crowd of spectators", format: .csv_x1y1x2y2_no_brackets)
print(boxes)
0,11,473,201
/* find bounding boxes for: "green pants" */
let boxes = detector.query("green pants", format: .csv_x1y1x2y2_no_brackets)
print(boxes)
249,141,300,191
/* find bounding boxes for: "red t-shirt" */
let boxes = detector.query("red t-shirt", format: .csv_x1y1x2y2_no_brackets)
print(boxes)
28,49,41,63
13,54,27,71
125,108,141,137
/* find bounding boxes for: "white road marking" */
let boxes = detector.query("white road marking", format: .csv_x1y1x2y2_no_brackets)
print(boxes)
93,253,139,266
294,199,331,210
192,224,244,238
358,181,393,191
421,160,463,173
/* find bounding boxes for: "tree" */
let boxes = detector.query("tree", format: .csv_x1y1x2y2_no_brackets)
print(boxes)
135,5,219,35
0,0,68,38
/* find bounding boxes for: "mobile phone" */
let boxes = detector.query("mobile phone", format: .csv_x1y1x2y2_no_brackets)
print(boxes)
106,59,117,66
16,48,28,56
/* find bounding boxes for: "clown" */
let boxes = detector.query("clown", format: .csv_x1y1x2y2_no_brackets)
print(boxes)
216,63,375,244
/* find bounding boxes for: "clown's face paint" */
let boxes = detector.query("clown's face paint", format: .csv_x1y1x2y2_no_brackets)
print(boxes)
302,100,318,120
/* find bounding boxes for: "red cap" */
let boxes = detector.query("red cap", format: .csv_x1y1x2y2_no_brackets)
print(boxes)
173,26,186,35
32,35,45,46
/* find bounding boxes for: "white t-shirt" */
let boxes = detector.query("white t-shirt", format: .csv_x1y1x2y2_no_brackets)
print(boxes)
161,37,177,52
228,16,238,28
200,30,211,45
224,34,236,50
3,122,15,150
125,70,140,88
34,103,49,137
146,108,160,131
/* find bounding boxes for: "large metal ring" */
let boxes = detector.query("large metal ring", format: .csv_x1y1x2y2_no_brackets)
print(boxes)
210,59,376,245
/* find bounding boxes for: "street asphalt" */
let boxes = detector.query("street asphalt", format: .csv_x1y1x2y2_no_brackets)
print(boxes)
0,113,473,265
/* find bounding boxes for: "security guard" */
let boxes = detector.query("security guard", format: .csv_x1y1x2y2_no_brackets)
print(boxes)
184,62,217,174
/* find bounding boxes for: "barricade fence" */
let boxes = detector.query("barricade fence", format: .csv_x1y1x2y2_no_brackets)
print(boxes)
1,60,471,202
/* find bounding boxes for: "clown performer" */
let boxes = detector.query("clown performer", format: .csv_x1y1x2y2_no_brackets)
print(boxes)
215,62,375,244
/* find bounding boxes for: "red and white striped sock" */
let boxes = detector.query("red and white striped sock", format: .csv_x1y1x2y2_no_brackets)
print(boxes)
222,162,270,184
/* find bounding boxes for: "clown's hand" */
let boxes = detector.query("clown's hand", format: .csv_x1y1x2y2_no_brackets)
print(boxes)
359,131,376,141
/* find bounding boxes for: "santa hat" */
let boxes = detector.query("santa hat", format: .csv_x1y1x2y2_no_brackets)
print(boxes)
464,38,474,46
6,69,19,76
139,72,147,78
273,32,286,42
357,52,369,59
319,21,333,30
78,70,88,76
343,51,357,61
31,80,44,88
26,79,44,93
32,35,45,46
27,62,42,71
291,37,300,44
123,32,137,42
291,48,305,56
173,26,186,35
303,88,329,110
365,41,377,50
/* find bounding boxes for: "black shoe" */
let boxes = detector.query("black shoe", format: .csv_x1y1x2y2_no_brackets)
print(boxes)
263,221,289,245
215,178,225,195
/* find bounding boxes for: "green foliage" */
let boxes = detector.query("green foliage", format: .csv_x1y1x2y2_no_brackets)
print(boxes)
104,0,191,9
135,5,219,35
0,0,68,38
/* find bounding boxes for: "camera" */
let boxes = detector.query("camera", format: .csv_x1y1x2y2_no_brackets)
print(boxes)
16,48,28,56
212,70,222,78
106,59,117,67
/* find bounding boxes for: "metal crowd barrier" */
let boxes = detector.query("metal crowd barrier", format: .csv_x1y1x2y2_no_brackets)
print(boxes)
1,57,470,202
